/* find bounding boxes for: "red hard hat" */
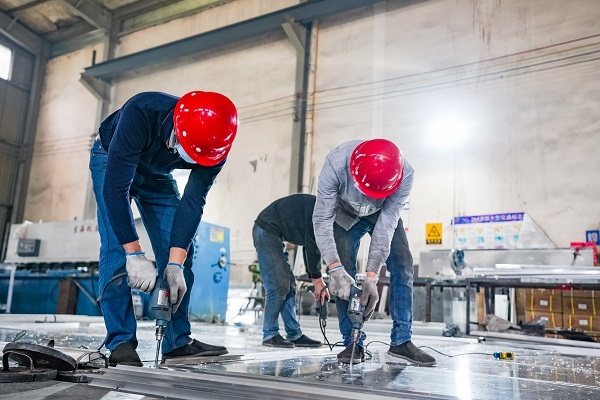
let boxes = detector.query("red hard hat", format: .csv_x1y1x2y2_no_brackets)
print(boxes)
173,91,238,166
350,139,404,199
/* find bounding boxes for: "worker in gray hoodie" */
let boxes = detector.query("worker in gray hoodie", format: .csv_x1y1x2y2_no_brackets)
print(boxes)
313,139,435,366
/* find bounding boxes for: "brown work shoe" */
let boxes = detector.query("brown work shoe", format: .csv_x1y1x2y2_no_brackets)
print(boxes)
388,341,436,367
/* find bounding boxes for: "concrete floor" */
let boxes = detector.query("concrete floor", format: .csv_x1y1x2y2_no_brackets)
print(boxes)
0,282,600,400
1,312,600,399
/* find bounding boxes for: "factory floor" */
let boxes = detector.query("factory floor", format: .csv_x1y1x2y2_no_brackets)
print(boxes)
1,310,600,398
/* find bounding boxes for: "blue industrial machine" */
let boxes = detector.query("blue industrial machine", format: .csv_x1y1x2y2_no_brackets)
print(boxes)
188,222,230,323
0,268,101,315
0,219,230,322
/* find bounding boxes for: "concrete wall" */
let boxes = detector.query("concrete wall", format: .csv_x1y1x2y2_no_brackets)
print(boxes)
310,0,600,262
24,44,104,222
23,0,600,285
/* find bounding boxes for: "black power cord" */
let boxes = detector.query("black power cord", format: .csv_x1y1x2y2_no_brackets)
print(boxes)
315,285,336,351
95,272,128,351
97,272,128,304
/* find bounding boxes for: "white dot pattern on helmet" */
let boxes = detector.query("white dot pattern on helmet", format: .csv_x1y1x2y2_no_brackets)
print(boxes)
182,131,187,137
196,148,201,153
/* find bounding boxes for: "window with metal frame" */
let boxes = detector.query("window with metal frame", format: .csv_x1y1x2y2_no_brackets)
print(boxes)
0,43,12,80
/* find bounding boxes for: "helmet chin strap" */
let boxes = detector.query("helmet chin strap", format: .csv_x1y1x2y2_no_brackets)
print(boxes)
167,128,178,149
174,142,197,164
168,128,197,164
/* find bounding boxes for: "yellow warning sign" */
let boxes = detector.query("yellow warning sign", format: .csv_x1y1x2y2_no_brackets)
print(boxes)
426,223,442,245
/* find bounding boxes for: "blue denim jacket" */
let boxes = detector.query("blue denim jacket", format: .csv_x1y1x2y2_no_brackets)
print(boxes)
98,91,223,250
313,140,414,273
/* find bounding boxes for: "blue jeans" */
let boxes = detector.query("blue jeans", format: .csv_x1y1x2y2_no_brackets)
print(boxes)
89,140,195,353
252,224,302,341
334,216,413,347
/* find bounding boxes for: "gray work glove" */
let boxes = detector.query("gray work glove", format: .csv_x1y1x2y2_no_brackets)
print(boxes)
125,253,157,293
164,264,187,313
360,276,380,321
328,266,355,301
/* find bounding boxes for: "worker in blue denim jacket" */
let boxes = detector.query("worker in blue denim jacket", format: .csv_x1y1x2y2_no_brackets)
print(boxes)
313,139,435,366
90,91,238,366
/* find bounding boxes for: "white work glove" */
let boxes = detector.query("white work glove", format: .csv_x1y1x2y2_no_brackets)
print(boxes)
328,266,355,301
125,252,157,293
164,263,187,313
360,276,380,321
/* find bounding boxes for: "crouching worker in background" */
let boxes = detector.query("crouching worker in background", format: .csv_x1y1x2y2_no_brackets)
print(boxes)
253,194,329,348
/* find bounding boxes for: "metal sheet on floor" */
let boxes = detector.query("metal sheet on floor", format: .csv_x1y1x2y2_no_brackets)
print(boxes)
1,317,600,399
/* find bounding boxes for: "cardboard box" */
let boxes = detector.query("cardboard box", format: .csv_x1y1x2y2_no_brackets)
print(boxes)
562,314,600,331
562,296,599,316
515,289,526,316
524,310,563,328
522,289,562,313
562,289,598,299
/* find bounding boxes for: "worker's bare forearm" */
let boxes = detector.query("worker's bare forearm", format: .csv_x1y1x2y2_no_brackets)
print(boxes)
123,240,142,253
169,247,187,265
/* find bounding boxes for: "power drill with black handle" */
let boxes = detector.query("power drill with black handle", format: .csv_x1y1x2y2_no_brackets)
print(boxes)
148,276,172,367
347,284,364,365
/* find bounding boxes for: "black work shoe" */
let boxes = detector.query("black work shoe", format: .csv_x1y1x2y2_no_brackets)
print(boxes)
108,342,143,367
164,341,228,359
190,339,228,356
262,334,295,348
290,335,321,348
388,341,436,367
337,344,364,364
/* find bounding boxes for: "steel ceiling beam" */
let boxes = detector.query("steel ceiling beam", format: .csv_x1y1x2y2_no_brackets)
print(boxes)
0,9,43,55
84,0,385,80
119,0,231,35
113,0,186,19
44,20,95,42
58,0,112,32
50,29,106,58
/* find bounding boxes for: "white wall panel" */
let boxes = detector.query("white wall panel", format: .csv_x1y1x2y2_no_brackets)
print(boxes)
23,0,600,282
24,44,104,222
109,34,297,279
310,0,600,263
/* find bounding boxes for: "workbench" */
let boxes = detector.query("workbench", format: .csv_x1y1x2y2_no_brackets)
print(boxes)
462,265,600,333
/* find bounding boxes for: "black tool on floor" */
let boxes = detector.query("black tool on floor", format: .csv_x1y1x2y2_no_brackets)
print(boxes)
148,276,173,367
347,285,364,365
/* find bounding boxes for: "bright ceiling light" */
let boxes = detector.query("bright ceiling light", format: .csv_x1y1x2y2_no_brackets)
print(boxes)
429,116,467,148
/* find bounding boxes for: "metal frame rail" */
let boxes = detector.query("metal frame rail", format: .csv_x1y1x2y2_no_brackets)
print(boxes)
88,365,458,400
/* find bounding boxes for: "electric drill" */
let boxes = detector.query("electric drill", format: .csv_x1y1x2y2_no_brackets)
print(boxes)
347,285,364,363
148,276,172,367
308,285,329,326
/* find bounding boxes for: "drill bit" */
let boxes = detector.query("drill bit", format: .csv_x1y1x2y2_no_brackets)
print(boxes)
154,339,161,368
154,325,165,368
